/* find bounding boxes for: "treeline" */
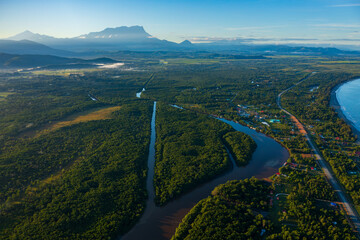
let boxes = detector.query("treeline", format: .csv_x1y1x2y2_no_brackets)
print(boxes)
0,70,151,139
172,178,271,240
282,72,356,142
282,72,360,207
323,150,360,205
154,103,232,205
223,131,257,166
270,166,355,239
154,103,257,205
279,166,335,201
0,102,153,239
0,88,101,137
173,175,355,240
143,61,307,112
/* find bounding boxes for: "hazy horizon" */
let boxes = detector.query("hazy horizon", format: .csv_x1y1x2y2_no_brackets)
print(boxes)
0,0,360,47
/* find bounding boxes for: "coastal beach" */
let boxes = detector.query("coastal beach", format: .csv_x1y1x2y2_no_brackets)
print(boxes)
330,79,360,143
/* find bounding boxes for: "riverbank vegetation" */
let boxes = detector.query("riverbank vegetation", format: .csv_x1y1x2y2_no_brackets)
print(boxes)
173,177,355,239
154,103,256,205
172,179,271,240
2,55,360,238
170,58,360,239
0,69,154,239
223,131,257,166
0,102,153,239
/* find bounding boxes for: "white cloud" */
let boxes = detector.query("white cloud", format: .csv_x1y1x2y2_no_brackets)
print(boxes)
226,27,265,31
186,36,360,47
312,23,360,28
225,25,286,31
188,36,318,43
331,3,360,7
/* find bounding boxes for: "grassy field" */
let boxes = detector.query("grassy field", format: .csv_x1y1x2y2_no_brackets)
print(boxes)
31,68,106,76
314,64,360,74
37,105,122,135
18,106,123,138
0,92,15,97
0,92,15,101
320,61,360,64
166,58,222,64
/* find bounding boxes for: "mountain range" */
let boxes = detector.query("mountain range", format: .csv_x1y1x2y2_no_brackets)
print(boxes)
1,26,359,57
0,52,118,69
0,39,73,56
6,26,180,52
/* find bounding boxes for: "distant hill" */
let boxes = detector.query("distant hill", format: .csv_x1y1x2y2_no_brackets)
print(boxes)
0,40,73,56
194,42,360,56
5,26,359,56
179,40,193,46
0,52,118,69
7,30,55,42
105,50,266,60
76,26,151,40
6,26,180,52
241,44,359,56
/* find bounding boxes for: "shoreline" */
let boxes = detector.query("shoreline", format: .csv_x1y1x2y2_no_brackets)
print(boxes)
330,80,360,143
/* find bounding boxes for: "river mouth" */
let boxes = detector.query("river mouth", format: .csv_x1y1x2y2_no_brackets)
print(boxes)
121,107,289,240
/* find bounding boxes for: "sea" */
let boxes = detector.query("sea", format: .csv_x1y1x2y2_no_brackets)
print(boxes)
336,78,360,133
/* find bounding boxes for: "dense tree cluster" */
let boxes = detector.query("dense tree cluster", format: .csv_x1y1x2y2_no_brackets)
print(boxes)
0,70,151,139
223,131,257,166
172,179,272,240
144,61,307,112
279,166,335,201
154,103,234,205
0,100,153,239
282,72,355,142
1,56,360,239
323,150,360,205
173,176,355,240
282,72,360,209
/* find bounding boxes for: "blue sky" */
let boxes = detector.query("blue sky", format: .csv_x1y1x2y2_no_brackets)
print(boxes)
0,0,359,46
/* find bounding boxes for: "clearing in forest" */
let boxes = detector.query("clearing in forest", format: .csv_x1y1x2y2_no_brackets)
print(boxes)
18,106,122,138
43,106,121,134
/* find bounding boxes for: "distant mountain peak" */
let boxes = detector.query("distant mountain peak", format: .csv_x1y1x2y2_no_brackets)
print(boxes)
180,40,192,46
8,30,54,41
76,26,151,40
22,30,33,34
105,25,146,31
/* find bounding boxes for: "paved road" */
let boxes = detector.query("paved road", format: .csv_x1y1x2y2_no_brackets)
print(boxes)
277,73,360,235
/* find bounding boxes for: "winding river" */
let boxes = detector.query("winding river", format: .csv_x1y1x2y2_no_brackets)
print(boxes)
122,103,289,240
